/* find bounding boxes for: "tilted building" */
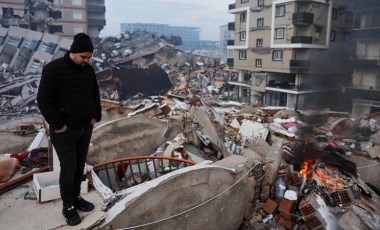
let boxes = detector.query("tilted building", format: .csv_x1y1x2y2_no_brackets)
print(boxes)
0,0,106,38
227,0,353,110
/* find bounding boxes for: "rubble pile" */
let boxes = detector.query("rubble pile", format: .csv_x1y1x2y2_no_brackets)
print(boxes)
0,28,379,229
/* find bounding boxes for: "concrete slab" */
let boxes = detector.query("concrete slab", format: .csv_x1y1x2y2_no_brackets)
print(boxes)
0,181,104,230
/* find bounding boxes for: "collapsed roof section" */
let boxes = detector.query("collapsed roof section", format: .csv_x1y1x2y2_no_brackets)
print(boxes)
112,65,173,100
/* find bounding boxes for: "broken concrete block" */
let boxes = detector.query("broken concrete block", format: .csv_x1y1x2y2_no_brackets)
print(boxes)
263,198,278,214
368,145,380,159
278,199,296,220
338,211,368,230
277,215,295,229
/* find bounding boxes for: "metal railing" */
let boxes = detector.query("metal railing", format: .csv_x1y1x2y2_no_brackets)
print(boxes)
93,156,197,192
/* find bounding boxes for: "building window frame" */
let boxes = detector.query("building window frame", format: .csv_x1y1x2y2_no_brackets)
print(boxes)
332,8,337,20
275,28,284,39
239,50,247,60
241,0,249,3
256,38,263,47
74,25,84,33
275,5,285,17
73,11,83,20
240,31,246,41
240,12,247,22
273,50,283,61
258,0,264,7
257,18,264,27
330,30,336,41
255,59,262,67
72,0,82,6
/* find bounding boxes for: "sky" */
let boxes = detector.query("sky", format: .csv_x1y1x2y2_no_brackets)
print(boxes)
99,0,234,41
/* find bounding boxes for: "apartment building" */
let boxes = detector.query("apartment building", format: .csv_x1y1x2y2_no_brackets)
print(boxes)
344,0,380,116
0,0,106,38
227,0,353,110
0,26,72,74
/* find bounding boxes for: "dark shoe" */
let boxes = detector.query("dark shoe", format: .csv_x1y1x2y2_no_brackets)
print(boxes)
74,196,94,212
62,206,81,226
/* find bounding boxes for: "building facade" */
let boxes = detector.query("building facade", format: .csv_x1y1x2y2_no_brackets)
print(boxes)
344,0,380,116
219,24,234,59
0,26,72,74
227,0,353,110
0,0,106,38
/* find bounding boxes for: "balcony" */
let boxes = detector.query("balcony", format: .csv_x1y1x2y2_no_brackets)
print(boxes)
291,36,312,44
353,59,380,69
227,58,234,68
351,28,380,40
227,39,234,46
93,156,196,192
292,12,313,26
88,19,106,26
88,5,106,14
290,60,310,73
228,22,235,31
29,2,49,10
229,3,236,10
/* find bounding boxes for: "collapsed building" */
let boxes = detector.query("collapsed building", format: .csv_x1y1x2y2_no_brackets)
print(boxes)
0,25,379,230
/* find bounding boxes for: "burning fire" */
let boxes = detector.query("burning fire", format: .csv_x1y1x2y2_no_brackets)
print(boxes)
300,160,312,178
299,160,350,193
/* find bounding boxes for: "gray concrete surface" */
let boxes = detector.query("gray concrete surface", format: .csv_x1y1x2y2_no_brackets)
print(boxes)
0,180,104,230
99,157,255,230
88,116,183,164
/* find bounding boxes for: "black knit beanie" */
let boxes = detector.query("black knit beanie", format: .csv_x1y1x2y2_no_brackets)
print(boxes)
70,33,93,53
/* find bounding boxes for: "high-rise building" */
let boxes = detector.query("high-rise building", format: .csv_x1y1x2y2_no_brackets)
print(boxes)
219,24,234,59
227,0,353,109
120,22,218,52
0,0,106,38
344,0,380,115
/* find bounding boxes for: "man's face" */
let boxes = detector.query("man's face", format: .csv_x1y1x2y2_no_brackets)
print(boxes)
70,52,93,67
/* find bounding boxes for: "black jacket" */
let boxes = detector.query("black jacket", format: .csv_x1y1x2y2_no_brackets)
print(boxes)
37,52,102,130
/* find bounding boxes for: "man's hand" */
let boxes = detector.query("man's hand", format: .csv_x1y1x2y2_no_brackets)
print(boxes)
90,118,96,125
55,124,68,133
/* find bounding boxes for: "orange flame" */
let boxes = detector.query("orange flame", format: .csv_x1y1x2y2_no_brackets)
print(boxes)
300,161,312,178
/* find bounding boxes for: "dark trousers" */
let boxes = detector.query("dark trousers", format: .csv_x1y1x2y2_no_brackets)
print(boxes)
50,125,93,207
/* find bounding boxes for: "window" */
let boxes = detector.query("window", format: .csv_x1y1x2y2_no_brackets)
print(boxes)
273,50,283,60
255,59,262,67
49,11,62,19
256,39,263,47
72,0,82,5
257,18,264,27
275,5,285,17
31,59,44,69
240,12,247,22
74,25,84,33
7,36,21,47
73,11,83,20
258,0,264,7
330,30,336,41
275,28,284,39
40,42,57,54
241,0,249,3
24,39,38,50
239,50,247,60
49,25,63,33
240,31,246,41
332,9,337,19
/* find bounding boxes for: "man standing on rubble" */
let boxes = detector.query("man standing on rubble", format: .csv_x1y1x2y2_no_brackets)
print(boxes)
37,33,101,226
